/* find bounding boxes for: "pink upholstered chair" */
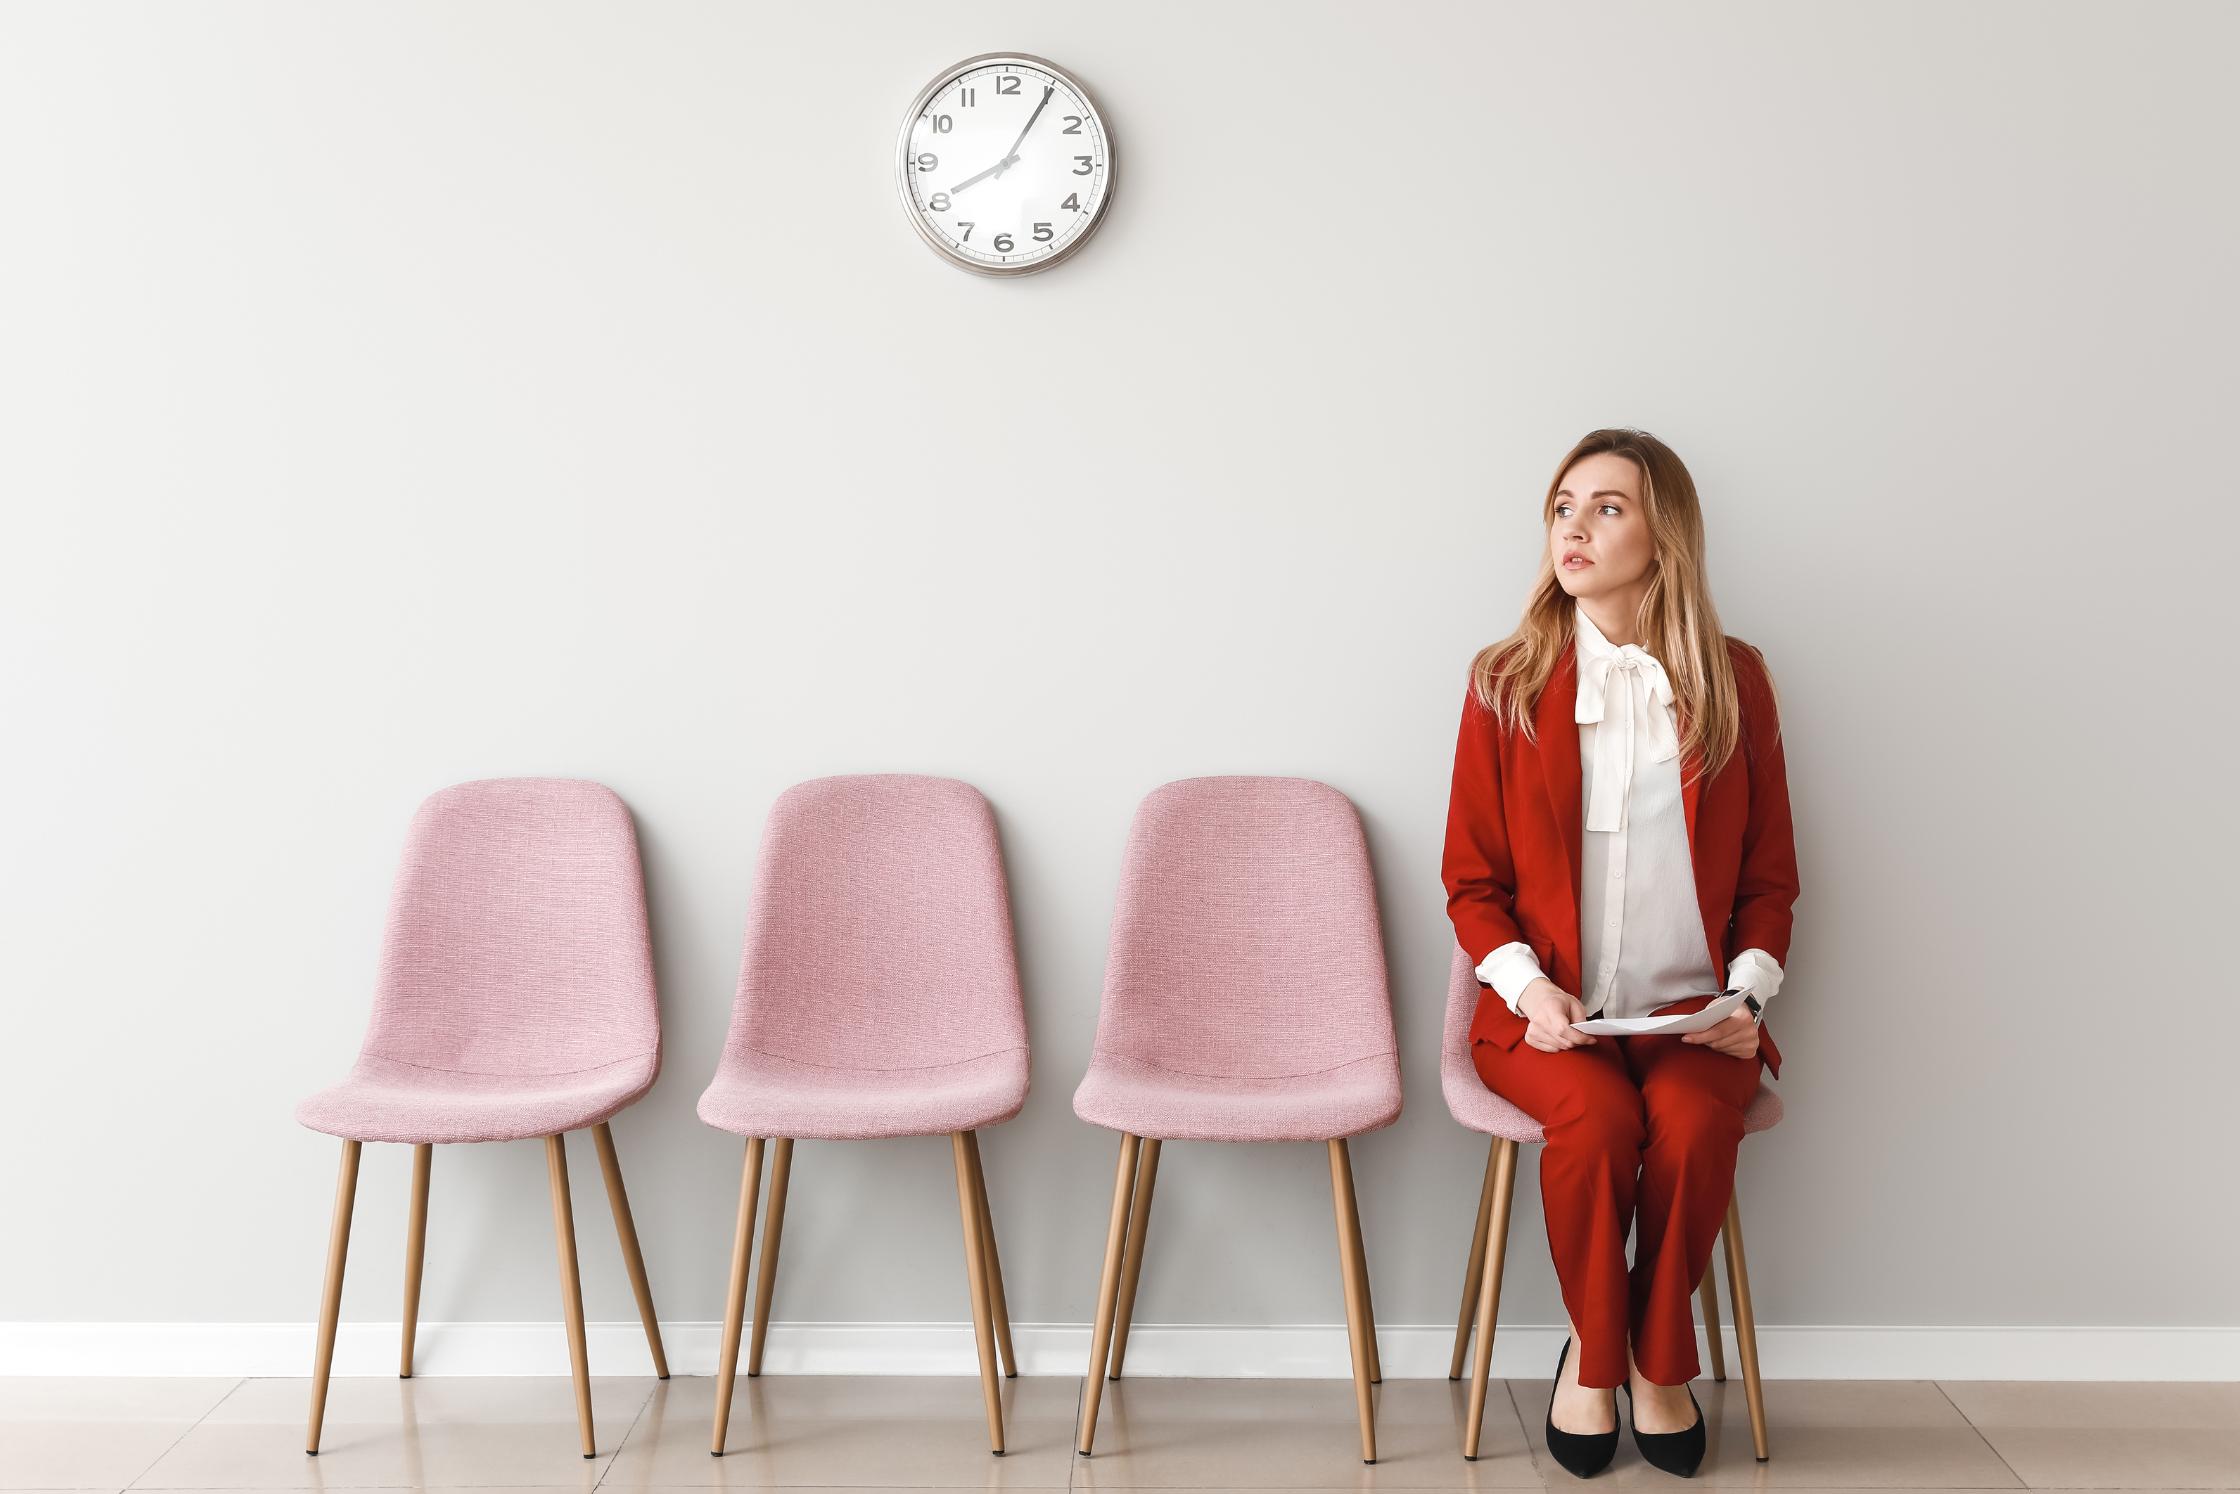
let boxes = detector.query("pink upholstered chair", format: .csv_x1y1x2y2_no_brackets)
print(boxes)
294,778,668,1461
699,774,1029,1458
1440,941,1783,1461
1073,776,1403,1464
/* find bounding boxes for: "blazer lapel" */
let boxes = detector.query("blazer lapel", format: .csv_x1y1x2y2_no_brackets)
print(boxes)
1533,642,1585,941
1680,731,1720,973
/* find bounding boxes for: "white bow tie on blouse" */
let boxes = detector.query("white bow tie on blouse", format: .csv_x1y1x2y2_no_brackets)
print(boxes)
1575,640,1680,833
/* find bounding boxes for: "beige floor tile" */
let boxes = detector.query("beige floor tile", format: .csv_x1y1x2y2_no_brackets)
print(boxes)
13,1373,2232,1494
124,1374,652,1488
1069,1375,1539,1489
0,1377,239,1491
1509,1375,2027,1487
189,1373,650,1428
1938,1382,2240,1489
597,1372,1078,1489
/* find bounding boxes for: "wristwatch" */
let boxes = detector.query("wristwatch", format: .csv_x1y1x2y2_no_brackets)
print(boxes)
1741,992,1763,1023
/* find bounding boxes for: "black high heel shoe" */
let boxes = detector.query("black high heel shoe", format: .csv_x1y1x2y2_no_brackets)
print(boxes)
1545,1336,1619,1478
1619,1377,1706,1477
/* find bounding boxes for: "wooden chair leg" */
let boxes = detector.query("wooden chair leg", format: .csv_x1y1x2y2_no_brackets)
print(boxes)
1076,1132,1142,1456
1327,1138,1378,1464
399,1143,431,1378
1108,1136,1161,1380
1720,1184,1771,1461
1462,1137,1519,1460
592,1122,669,1380
950,1132,1005,1454
1339,1142,1382,1385
305,1138,361,1455
710,1136,765,1456
748,1137,793,1377
1449,1137,1502,1379
544,1134,596,1459
1698,1250,1728,1383
962,1131,1016,1378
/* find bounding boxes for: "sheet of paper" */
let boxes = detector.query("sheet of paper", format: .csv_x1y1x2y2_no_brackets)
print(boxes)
1569,988,1750,1036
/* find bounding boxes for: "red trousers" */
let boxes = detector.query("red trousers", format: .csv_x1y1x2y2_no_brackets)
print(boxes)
1470,1027,1762,1389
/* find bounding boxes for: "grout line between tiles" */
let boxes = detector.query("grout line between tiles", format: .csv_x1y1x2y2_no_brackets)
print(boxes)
1501,1374,1539,1477
118,1374,245,1492
590,1376,658,1489
1933,1377,2033,1490
1068,1372,1084,1492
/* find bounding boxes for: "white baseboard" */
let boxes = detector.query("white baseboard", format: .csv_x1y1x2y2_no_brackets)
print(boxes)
3,1321,2234,1380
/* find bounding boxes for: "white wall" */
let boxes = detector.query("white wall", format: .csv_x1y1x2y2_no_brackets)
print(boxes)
4,0,2235,1363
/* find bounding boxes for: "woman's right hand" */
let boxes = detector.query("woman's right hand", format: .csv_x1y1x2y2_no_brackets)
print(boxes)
1519,978,1597,1051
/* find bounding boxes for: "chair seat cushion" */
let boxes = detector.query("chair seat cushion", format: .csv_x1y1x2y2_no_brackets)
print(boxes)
695,1045,1030,1141
1441,1046,1786,1142
1072,1049,1403,1143
294,1050,658,1144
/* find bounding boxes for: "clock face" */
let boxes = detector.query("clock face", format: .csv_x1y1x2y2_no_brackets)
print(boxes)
898,54,1115,275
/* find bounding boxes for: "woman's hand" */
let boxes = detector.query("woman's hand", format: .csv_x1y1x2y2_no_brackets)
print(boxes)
1681,1010,1760,1061
1519,978,1598,1052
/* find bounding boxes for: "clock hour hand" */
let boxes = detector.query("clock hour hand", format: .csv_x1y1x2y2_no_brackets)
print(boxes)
993,85,1054,177
948,152,1019,197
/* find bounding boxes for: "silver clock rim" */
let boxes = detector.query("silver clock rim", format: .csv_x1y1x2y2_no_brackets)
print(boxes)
895,51,1118,278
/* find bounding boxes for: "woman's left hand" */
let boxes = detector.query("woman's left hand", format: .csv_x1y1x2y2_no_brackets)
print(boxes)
1681,1011,1759,1060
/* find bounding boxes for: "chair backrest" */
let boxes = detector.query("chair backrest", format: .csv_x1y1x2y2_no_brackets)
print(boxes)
721,774,1026,1069
359,777,659,1077
1091,776,1395,1079
1440,939,1483,1108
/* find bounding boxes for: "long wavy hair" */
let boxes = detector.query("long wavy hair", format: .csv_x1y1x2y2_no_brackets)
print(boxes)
1469,427,1779,787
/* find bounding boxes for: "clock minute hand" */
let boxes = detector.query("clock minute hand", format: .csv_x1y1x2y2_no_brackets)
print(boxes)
992,85,1054,177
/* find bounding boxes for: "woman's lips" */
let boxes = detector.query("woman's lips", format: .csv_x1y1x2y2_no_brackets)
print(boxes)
1563,555,1593,569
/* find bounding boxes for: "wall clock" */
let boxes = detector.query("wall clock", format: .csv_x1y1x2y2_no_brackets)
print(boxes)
896,53,1116,276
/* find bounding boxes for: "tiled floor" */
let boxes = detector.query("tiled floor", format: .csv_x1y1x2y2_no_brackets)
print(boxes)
4,1373,2236,1492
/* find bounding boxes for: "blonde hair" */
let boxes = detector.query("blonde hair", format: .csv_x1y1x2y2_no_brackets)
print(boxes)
1469,427,1779,787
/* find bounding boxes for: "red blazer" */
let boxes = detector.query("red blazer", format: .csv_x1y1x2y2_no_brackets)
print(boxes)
1443,636,1798,1080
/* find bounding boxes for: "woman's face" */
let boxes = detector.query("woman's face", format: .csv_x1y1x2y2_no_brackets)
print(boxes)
1550,452,1654,601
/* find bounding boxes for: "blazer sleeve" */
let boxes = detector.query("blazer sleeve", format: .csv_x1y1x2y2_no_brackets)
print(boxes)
1726,644,1801,971
1442,675,1531,980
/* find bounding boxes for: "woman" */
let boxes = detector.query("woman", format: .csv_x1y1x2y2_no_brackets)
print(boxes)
1442,428,1800,1479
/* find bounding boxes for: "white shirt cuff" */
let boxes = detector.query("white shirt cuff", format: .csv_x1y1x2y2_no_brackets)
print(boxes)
1476,941,1548,1017
1725,947,1784,1022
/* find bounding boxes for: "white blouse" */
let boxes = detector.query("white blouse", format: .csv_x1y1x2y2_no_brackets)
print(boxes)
1476,602,1785,1022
